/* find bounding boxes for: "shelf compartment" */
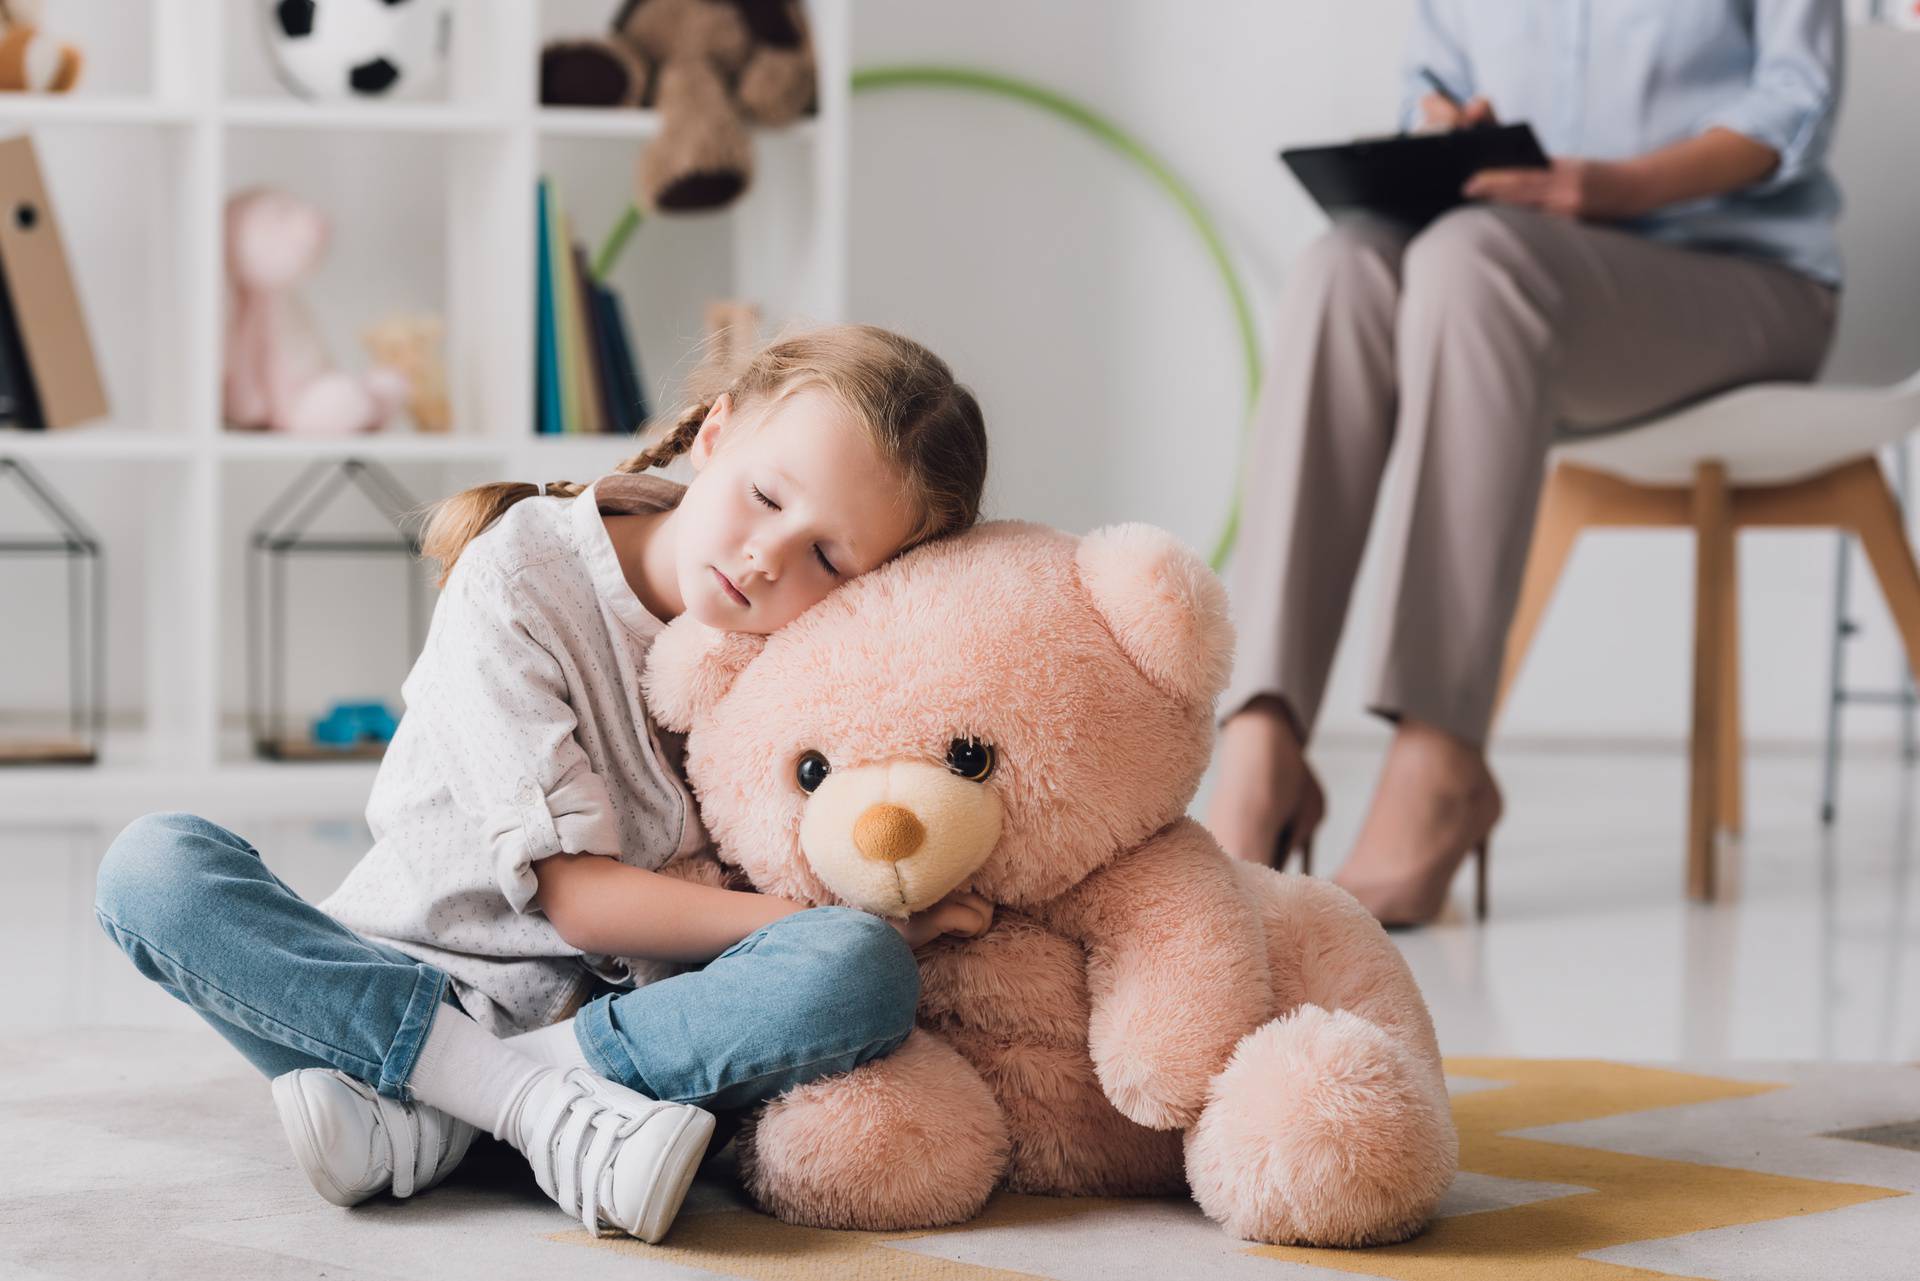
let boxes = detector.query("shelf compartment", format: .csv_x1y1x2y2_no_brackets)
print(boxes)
222,0,522,117
9,122,211,442
0,456,199,771
216,454,497,766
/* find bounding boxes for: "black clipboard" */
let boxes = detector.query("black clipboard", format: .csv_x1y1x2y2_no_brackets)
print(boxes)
1280,123,1549,227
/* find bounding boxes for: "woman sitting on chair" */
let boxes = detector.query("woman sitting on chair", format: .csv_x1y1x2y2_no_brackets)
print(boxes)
1207,0,1844,926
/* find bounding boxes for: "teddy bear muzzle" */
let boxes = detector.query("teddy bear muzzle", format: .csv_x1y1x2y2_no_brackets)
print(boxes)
797,760,1003,917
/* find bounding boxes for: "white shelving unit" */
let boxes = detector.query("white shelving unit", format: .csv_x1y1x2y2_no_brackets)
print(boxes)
0,0,850,821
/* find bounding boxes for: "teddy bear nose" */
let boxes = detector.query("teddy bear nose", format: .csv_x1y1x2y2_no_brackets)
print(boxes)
853,803,927,863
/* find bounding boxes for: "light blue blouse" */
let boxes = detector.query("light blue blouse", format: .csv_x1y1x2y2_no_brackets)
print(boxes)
1401,0,1844,286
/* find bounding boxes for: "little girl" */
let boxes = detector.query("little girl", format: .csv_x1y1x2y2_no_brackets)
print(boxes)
94,324,991,1243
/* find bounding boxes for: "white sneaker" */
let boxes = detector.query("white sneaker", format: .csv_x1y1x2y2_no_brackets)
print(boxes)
514,1067,715,1242
272,1068,476,1207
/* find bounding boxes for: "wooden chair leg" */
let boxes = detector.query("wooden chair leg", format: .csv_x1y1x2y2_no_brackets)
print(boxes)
1718,528,1743,837
1494,465,1589,727
1689,463,1731,902
1843,460,1920,688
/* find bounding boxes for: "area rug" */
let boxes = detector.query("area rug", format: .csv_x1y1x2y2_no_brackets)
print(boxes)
5,1029,1917,1280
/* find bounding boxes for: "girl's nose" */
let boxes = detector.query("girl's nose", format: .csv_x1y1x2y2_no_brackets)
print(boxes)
745,540,783,582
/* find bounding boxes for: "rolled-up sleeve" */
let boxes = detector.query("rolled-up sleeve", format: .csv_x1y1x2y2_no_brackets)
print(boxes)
1399,0,1475,132
415,560,621,914
1700,0,1842,194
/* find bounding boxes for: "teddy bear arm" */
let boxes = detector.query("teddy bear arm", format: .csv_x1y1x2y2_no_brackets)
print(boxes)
654,848,733,890
1040,817,1273,1130
1235,861,1449,1095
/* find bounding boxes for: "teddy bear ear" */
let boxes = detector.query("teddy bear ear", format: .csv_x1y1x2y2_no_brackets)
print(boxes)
1076,523,1235,708
641,618,767,731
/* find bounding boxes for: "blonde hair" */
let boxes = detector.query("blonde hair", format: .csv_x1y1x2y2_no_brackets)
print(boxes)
421,324,988,587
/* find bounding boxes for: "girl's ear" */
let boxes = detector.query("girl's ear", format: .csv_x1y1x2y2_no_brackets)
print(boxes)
688,393,732,471
642,617,766,730
1076,523,1235,708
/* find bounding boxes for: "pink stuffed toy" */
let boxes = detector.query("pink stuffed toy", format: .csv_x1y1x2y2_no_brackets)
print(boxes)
644,520,1458,1246
222,188,409,434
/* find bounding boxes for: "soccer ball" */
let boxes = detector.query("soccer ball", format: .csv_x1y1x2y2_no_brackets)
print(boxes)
261,0,453,101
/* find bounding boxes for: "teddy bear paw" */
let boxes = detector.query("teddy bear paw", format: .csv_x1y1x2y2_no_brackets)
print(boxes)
1184,1006,1457,1246
740,1031,1009,1230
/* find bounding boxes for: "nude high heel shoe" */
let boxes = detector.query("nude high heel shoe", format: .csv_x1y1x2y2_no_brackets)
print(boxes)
1337,834,1492,929
1272,771,1327,875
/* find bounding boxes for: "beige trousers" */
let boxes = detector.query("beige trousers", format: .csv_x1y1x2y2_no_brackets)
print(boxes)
1223,205,1838,746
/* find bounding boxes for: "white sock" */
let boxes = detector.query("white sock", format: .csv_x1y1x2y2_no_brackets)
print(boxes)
407,1006,555,1149
505,1018,592,1071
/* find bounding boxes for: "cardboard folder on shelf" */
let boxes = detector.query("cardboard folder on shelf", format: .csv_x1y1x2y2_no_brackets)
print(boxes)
0,135,106,431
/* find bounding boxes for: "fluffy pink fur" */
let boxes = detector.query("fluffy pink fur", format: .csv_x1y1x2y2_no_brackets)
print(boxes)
1185,1008,1457,1246
741,1030,1009,1229
1076,523,1235,707
646,520,1457,1244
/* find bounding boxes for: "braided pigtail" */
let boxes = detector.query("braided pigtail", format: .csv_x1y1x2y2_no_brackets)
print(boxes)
615,400,711,475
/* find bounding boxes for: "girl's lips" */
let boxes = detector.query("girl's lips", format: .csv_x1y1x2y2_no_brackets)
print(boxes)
713,567,749,607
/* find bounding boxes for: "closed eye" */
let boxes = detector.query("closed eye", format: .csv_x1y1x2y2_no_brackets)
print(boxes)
814,545,839,576
751,485,779,510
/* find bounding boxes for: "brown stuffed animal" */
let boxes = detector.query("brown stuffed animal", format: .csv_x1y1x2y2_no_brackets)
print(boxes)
539,36,650,108
360,313,451,434
0,0,82,94
616,0,816,212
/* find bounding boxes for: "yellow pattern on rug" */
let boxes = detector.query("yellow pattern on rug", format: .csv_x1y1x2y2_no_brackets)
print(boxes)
558,1192,1112,1280
558,1059,1910,1281
1252,1059,1904,1279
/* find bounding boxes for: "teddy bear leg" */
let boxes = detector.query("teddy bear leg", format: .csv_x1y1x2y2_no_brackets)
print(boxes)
1185,1006,1457,1246
738,1028,1009,1230
1184,866,1458,1246
941,1031,1184,1197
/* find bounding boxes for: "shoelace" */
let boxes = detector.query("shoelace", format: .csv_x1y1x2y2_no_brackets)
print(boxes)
525,1073,662,1236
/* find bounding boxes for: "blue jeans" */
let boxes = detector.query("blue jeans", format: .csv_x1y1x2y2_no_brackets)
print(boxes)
94,812,920,1107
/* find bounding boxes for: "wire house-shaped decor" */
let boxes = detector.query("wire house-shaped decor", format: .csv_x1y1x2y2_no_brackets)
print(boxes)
246,457,427,761
0,456,103,764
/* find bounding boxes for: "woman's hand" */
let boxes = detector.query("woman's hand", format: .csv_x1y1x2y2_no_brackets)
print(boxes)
890,890,994,951
1463,157,1648,221
1419,92,1495,132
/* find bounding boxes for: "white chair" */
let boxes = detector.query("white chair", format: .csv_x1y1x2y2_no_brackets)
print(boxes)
1495,371,1920,901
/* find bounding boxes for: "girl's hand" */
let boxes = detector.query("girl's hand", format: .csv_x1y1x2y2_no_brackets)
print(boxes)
891,890,994,951
1463,157,1646,221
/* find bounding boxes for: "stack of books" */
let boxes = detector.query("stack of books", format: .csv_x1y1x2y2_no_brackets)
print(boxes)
534,177,648,436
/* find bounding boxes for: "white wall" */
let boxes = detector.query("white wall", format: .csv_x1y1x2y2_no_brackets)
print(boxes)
847,2,1920,749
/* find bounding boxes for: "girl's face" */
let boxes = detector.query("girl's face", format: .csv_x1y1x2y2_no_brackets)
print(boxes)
675,386,918,635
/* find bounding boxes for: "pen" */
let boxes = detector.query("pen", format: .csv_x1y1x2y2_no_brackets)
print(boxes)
1417,66,1462,109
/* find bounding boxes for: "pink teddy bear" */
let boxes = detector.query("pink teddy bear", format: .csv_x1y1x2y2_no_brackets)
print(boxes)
223,187,409,435
644,520,1458,1245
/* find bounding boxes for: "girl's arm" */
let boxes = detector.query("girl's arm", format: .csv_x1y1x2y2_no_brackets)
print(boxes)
535,853,997,961
535,853,805,962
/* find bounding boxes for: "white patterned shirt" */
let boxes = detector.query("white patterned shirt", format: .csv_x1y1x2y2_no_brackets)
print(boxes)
320,473,704,1034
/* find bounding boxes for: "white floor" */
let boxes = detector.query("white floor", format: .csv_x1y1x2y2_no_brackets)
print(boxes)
17,742,1920,1063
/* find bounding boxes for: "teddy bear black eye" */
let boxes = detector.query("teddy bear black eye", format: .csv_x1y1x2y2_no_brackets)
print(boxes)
795,751,831,793
945,738,995,782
